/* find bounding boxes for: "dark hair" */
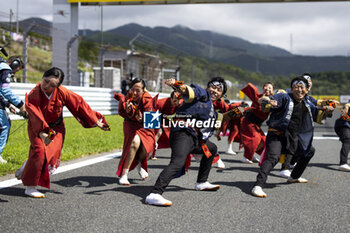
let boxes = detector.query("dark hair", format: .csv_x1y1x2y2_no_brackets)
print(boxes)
8,56,24,70
129,77,146,90
207,77,227,96
303,73,312,81
263,82,273,87
170,91,176,99
290,76,309,89
43,67,65,86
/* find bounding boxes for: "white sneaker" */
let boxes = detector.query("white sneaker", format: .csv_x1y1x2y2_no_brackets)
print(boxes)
251,186,267,198
15,160,27,180
145,193,172,206
0,155,7,164
195,181,220,191
216,158,225,169
339,164,350,172
119,175,130,185
241,157,253,164
252,156,260,163
279,169,291,178
287,177,308,183
138,164,149,180
24,186,45,198
226,148,236,155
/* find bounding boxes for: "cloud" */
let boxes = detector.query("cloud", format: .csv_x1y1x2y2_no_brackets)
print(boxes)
2,0,350,56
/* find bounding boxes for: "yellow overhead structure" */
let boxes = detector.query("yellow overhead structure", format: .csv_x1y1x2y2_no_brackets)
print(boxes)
68,0,350,5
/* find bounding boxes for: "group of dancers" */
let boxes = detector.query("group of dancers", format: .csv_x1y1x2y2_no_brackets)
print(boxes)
0,60,349,204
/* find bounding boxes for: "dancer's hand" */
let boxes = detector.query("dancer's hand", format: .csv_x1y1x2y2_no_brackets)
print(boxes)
96,120,110,131
9,104,16,114
164,78,176,87
39,131,52,145
125,100,133,114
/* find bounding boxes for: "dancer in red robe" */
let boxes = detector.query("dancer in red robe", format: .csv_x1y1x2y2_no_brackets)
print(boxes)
212,99,242,168
151,91,182,159
114,78,156,185
16,67,109,198
239,82,274,164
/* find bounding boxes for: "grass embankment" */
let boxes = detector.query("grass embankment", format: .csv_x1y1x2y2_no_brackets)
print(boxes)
0,115,124,176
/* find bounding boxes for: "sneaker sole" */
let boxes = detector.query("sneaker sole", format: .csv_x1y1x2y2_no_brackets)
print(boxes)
119,182,130,186
287,180,308,183
25,193,45,198
146,202,172,207
338,168,350,172
196,185,220,191
252,193,267,198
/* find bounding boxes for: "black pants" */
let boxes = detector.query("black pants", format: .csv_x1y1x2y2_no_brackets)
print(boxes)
255,132,315,188
151,130,217,195
334,127,350,165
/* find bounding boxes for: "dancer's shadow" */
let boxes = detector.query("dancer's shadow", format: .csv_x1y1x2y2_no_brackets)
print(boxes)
0,187,62,199
217,180,287,195
53,176,119,188
308,162,342,171
84,184,192,201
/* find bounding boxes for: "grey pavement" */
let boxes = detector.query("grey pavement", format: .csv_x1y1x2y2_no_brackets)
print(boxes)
0,133,349,233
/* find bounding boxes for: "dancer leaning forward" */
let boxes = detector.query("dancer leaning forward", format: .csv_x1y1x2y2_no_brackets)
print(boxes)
16,67,110,198
145,77,232,206
251,76,334,198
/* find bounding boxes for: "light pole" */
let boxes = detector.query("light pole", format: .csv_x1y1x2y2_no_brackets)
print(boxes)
67,35,79,85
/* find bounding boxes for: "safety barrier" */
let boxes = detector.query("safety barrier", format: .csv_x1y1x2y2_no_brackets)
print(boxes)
8,83,169,120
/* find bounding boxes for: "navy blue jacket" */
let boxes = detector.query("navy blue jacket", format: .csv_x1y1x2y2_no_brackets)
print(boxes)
267,92,319,154
334,104,350,129
172,84,219,141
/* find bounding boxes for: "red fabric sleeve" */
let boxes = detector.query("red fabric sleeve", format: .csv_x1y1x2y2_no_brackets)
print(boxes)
241,83,259,103
229,102,242,110
141,92,154,112
25,85,50,136
61,86,101,128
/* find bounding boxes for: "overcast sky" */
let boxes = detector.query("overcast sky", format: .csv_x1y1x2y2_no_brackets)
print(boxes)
2,0,350,56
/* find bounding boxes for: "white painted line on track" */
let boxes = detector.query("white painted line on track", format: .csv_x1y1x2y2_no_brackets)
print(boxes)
0,151,122,190
314,136,338,140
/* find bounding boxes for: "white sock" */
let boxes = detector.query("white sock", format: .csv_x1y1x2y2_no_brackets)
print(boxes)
122,169,129,176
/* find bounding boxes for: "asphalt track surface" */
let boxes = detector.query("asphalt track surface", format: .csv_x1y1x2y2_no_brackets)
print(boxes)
0,132,349,233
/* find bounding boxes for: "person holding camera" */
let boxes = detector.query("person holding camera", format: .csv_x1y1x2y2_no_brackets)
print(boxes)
0,56,26,164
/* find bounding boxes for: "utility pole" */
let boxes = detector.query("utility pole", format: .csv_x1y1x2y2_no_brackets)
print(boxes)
100,44,111,88
16,0,19,34
9,9,14,54
67,35,79,85
22,22,34,83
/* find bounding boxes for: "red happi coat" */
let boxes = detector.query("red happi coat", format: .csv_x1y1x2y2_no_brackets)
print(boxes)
115,91,155,177
22,84,107,189
154,97,179,149
213,99,242,143
240,83,270,160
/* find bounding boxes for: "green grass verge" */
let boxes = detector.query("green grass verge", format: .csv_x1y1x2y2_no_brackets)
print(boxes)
0,115,124,176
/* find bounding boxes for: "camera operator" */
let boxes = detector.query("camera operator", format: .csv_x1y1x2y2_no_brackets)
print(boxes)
0,55,27,164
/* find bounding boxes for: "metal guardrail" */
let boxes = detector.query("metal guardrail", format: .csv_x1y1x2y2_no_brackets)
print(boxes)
8,83,170,120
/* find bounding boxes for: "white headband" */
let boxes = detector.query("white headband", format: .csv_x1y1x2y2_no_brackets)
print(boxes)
292,80,307,88
303,75,311,81
209,81,224,90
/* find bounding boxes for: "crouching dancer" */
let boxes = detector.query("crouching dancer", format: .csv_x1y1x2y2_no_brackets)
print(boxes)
145,77,225,206
16,67,110,198
251,76,333,198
